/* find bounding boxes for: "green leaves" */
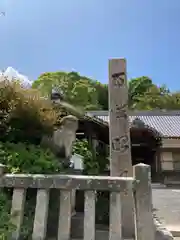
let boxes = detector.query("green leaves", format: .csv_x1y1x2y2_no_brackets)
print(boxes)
0,78,59,144
0,192,15,240
32,70,180,111
33,71,108,110
128,76,180,110
0,142,62,174
72,139,99,174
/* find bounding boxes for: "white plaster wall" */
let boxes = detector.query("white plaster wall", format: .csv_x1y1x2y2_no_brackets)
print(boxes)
172,152,180,170
160,152,173,170
162,138,180,148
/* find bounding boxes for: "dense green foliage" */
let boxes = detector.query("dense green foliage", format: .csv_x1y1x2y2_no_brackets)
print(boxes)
0,142,63,238
0,192,15,240
33,72,180,110
73,139,109,175
0,142,62,174
0,79,59,144
32,71,108,110
0,143,63,238
128,76,180,110
0,78,63,238
72,139,96,173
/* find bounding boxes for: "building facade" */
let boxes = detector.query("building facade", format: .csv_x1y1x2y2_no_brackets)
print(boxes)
84,110,180,184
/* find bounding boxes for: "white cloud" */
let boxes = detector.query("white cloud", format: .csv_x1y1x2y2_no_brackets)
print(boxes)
0,66,32,88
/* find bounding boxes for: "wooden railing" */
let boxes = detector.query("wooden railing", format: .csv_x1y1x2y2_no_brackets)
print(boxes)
0,163,155,240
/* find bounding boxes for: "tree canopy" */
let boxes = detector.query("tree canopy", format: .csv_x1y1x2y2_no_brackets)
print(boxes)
32,71,180,111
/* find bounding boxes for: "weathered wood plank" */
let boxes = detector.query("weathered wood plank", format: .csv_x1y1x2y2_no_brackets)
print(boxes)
84,191,96,240
109,192,122,240
32,189,49,240
11,188,26,240
58,190,72,240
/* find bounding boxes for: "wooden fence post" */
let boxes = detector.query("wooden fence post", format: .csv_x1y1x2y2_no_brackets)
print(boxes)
133,163,155,240
108,58,134,238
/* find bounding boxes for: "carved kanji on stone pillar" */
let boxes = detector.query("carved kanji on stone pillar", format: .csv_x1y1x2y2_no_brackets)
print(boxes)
108,59,134,238
111,136,129,153
111,72,125,87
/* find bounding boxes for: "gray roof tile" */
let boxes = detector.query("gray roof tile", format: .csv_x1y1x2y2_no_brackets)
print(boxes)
86,111,180,138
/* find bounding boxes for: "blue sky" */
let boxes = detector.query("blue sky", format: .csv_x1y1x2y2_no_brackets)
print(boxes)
0,0,180,90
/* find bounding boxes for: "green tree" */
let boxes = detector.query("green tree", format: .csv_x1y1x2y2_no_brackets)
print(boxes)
92,82,108,110
128,76,154,109
128,77,153,101
127,76,180,110
163,91,180,110
33,71,180,111
32,71,101,110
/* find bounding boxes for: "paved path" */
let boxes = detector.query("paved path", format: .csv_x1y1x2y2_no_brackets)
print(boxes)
152,184,180,236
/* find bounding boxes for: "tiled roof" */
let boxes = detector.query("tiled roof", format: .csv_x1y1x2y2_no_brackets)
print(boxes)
86,111,180,138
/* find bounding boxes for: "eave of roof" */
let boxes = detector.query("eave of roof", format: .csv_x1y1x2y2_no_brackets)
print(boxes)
86,110,180,138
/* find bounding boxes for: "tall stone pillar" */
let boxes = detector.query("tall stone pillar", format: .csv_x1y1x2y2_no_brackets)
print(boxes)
108,58,134,238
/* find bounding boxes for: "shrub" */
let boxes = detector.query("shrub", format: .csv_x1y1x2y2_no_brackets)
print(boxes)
0,141,62,174
0,77,68,238
0,141,63,239
0,191,15,240
72,138,109,174
0,77,59,144
72,139,99,174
